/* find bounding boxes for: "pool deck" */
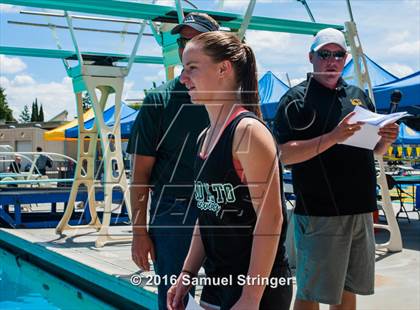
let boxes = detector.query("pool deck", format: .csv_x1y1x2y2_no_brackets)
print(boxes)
0,214,419,310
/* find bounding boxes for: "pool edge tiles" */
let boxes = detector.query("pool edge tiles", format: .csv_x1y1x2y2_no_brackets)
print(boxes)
0,228,158,310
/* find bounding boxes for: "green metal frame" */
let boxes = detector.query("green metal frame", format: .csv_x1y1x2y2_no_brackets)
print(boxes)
0,46,164,64
1,0,343,76
1,0,343,34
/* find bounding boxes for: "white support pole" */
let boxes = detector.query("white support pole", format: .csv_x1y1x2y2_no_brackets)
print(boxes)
84,73,132,247
21,10,145,24
375,158,403,252
175,0,185,23
237,0,257,41
55,91,102,234
297,0,316,22
345,22,375,100
55,3,161,246
126,20,148,74
64,11,83,65
217,0,225,10
56,67,132,247
126,0,157,73
345,21,402,252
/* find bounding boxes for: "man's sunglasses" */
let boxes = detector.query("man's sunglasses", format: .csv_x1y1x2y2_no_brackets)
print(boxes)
316,50,346,60
177,37,191,48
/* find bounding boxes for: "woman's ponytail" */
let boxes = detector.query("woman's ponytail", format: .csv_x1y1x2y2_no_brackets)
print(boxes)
240,45,262,119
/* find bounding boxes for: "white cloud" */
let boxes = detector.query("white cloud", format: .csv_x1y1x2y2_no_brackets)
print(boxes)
12,75,35,86
144,65,181,82
222,0,251,10
0,4,20,13
384,31,411,45
403,0,420,11
123,80,135,95
143,68,166,84
122,80,145,100
155,0,175,6
256,59,267,78
222,0,277,10
382,63,414,78
0,76,10,88
124,90,145,101
0,55,27,74
1,75,75,121
388,40,420,57
245,30,292,53
244,30,312,82
290,78,305,87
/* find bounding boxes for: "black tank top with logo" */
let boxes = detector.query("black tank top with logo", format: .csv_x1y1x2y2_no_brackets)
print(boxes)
193,111,288,277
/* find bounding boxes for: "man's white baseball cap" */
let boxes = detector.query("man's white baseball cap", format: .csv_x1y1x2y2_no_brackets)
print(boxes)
310,28,347,52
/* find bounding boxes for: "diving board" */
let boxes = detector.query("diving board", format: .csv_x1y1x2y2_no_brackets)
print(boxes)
2,0,343,34
0,46,164,64
2,0,344,79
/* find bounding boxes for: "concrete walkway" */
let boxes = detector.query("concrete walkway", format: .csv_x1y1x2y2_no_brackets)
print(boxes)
0,214,419,309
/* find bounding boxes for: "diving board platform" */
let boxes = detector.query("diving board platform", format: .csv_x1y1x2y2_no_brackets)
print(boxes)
2,0,344,34
0,46,164,64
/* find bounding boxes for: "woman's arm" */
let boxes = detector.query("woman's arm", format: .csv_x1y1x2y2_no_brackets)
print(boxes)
182,220,206,274
280,111,363,165
167,220,206,310
232,118,283,307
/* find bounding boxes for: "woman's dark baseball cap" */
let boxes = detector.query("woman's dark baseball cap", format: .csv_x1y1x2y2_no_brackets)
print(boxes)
171,13,219,34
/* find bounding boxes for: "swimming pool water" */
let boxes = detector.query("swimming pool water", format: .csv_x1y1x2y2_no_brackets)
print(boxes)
0,247,116,310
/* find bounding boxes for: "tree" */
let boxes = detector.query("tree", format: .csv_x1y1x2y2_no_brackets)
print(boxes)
19,104,31,122
30,102,34,121
30,98,45,122
38,104,44,122
34,99,39,120
30,98,39,121
0,87,14,121
82,92,92,112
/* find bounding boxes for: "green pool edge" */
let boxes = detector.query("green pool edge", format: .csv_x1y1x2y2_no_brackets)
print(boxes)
0,229,157,310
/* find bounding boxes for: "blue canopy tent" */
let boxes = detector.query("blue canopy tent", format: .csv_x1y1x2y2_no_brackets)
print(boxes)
342,54,398,87
394,123,420,145
373,71,420,115
107,106,139,138
65,102,138,139
259,71,289,121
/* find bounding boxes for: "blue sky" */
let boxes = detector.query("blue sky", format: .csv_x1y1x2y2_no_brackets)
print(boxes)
1,0,419,120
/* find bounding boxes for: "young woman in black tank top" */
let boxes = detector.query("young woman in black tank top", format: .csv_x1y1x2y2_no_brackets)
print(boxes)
167,32,292,310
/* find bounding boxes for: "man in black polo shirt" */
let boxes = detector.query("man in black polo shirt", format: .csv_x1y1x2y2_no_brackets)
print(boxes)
127,13,219,310
273,28,399,310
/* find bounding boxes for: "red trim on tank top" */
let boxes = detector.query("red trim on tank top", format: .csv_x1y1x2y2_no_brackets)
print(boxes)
199,107,249,183
233,158,247,184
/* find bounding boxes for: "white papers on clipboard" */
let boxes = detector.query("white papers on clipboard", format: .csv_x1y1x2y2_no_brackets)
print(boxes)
338,106,407,150
185,294,203,310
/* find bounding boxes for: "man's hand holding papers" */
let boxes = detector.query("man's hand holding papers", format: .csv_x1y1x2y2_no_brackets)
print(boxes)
330,111,364,143
338,106,406,150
